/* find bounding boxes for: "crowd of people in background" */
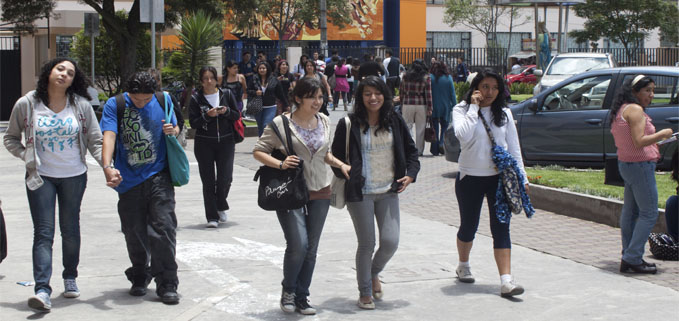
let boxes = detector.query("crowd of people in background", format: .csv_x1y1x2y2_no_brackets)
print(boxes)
3,49,676,317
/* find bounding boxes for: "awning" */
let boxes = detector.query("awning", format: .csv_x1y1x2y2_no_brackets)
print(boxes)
509,51,536,59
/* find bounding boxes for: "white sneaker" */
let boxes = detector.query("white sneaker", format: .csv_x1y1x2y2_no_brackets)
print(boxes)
218,210,228,223
456,265,475,283
63,279,80,298
280,290,296,313
206,221,219,228
28,291,51,312
501,279,525,297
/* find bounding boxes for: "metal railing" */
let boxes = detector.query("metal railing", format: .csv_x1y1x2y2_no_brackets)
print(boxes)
567,47,679,67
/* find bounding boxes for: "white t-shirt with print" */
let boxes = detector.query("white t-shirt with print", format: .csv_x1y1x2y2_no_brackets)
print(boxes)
33,102,87,178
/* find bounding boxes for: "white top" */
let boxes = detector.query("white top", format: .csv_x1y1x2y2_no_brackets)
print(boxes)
204,92,220,108
383,57,391,77
33,101,87,178
452,101,527,184
361,126,395,194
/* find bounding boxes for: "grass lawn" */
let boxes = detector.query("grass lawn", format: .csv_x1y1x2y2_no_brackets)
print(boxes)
512,94,533,103
525,165,676,209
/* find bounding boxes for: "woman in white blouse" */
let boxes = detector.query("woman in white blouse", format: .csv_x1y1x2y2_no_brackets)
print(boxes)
452,70,528,298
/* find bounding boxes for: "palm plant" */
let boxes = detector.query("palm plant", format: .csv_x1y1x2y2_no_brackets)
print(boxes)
163,10,223,108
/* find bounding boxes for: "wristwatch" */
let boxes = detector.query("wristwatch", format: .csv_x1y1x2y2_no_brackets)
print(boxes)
103,164,115,169
279,161,284,170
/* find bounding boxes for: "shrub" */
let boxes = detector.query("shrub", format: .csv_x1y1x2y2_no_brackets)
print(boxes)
454,81,470,103
509,82,535,95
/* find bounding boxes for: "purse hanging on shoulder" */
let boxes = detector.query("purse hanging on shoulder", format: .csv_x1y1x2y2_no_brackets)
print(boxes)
330,116,351,209
253,116,309,211
163,92,190,187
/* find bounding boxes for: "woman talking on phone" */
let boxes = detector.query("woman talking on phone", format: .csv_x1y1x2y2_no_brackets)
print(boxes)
189,66,240,228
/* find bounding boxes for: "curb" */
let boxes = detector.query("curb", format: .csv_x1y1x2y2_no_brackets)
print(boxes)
528,184,667,233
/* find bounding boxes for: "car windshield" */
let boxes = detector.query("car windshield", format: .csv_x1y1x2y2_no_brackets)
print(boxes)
508,67,526,75
546,57,609,75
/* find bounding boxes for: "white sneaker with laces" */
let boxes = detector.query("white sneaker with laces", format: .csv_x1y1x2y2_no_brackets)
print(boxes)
280,291,296,313
63,279,80,298
206,221,219,228
218,210,228,223
456,265,475,283
28,291,51,312
501,279,525,297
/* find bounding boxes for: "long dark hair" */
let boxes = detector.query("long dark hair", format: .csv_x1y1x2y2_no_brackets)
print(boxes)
198,66,219,93
255,61,272,82
610,75,655,123
430,61,450,83
34,57,91,106
404,59,428,83
465,69,507,127
275,60,292,77
352,76,394,134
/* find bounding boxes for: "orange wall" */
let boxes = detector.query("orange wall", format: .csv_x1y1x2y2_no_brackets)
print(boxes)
399,0,426,48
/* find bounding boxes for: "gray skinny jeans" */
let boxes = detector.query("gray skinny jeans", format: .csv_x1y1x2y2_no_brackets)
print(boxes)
346,192,400,297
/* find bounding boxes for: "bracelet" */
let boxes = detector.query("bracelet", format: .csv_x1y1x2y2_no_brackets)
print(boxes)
279,161,284,170
103,164,115,169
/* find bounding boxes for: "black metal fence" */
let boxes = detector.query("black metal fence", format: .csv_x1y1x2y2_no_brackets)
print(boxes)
222,45,509,75
567,47,679,67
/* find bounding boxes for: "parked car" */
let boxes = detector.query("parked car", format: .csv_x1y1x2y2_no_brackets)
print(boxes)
445,67,679,170
505,64,537,85
533,52,617,95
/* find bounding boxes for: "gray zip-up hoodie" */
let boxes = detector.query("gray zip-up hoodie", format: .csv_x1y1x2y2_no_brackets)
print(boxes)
3,90,104,190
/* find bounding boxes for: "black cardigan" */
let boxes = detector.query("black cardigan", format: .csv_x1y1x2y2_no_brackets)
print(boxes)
331,113,420,202
188,88,239,141
246,75,289,108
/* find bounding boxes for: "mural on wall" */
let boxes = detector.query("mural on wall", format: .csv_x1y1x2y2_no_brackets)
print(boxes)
224,0,383,41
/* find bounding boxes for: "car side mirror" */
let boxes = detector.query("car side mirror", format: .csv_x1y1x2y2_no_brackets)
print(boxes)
533,69,543,77
527,98,539,112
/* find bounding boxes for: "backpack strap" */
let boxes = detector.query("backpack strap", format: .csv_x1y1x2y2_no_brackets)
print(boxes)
115,93,126,134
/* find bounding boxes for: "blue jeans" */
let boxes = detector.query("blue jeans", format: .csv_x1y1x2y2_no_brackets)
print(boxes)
430,117,448,156
255,106,277,137
666,195,678,242
276,199,330,300
26,172,87,295
618,161,658,265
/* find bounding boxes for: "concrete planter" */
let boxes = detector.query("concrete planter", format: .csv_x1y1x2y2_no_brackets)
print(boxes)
528,184,667,233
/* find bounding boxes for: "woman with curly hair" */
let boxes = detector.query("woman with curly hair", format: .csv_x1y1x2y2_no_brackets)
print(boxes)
611,75,673,274
4,57,118,312
452,70,528,298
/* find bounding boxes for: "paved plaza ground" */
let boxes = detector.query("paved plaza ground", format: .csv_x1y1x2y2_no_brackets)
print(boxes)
0,110,677,320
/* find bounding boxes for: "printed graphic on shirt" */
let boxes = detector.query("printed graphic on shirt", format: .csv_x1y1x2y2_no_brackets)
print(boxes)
121,107,156,166
35,113,79,152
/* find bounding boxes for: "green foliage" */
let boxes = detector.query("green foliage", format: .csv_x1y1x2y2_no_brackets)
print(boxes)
0,0,55,34
570,0,678,56
509,82,535,95
70,11,157,96
454,81,470,103
98,92,109,102
525,166,674,209
444,0,529,48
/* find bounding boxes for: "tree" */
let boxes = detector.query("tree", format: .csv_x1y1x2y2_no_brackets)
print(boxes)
70,12,157,97
1,0,225,84
223,0,352,50
0,0,56,34
443,0,530,49
162,11,223,108
570,0,679,60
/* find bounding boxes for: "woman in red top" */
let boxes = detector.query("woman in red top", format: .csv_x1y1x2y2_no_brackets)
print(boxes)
610,75,673,274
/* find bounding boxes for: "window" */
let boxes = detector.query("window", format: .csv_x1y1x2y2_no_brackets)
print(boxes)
56,35,73,58
622,75,679,107
426,32,471,49
543,76,612,111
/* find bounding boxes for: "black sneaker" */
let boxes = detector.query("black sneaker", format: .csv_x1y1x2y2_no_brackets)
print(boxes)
158,284,179,305
295,298,316,315
129,278,150,296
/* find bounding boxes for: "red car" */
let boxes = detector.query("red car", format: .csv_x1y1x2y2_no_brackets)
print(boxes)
505,64,537,85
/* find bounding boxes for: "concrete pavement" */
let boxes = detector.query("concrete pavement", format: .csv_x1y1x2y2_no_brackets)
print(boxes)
0,110,677,320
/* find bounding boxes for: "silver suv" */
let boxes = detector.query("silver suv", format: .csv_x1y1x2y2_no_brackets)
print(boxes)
533,52,617,95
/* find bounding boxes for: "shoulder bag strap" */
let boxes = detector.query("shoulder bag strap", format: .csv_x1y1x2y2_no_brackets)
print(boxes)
267,118,288,156
344,116,351,163
477,111,498,148
280,115,296,156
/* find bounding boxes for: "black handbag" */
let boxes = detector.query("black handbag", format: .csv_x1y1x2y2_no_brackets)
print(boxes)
648,233,678,261
604,157,624,186
424,116,435,143
253,116,309,211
